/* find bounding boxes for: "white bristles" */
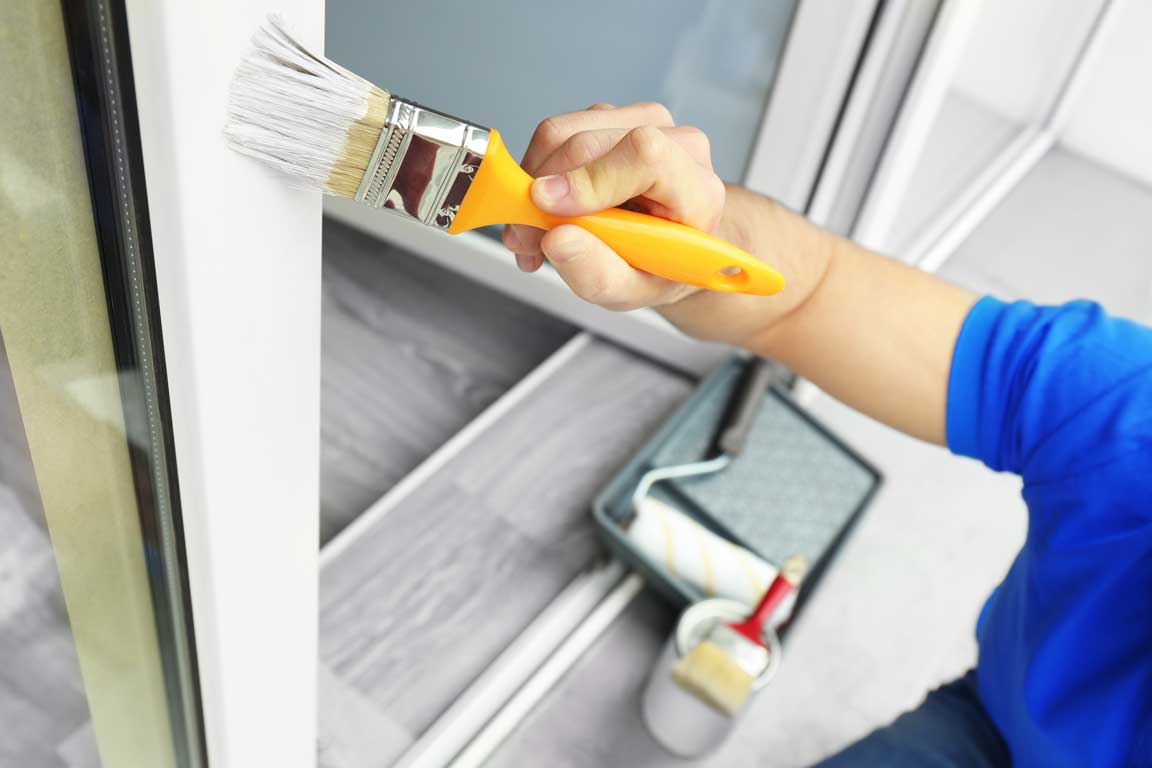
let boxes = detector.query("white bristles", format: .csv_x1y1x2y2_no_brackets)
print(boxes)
224,16,388,192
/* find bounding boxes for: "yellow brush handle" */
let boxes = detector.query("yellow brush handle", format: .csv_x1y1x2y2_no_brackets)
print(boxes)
448,130,785,296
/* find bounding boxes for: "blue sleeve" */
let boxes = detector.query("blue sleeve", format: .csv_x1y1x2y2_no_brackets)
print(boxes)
946,297,1152,765
947,296,1152,487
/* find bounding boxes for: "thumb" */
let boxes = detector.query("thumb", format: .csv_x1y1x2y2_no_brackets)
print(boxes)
529,125,721,231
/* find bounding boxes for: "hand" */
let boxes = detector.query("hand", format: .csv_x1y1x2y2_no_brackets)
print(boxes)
507,104,977,447
503,103,828,348
503,102,725,310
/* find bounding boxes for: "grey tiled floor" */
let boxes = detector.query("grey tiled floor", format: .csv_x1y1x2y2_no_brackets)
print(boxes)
319,338,693,762
320,219,575,543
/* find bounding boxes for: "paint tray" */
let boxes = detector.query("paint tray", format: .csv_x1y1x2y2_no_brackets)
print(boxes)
592,357,882,622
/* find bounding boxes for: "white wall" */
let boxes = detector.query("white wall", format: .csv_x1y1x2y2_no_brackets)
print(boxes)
1059,0,1152,187
949,0,1106,125
945,0,1152,189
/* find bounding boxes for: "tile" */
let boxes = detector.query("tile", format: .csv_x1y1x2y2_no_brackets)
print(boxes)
0,333,47,534
320,219,575,542
485,591,678,768
57,722,98,768
318,663,413,768
0,486,94,768
454,341,694,547
320,339,693,739
321,480,580,735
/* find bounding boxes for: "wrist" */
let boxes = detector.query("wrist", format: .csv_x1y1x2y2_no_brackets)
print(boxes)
702,187,839,345
654,188,837,350
741,194,840,354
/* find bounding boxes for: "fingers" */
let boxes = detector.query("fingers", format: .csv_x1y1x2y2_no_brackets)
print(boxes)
514,251,544,272
533,125,712,178
509,103,678,272
540,225,692,310
531,125,725,231
504,125,712,266
520,101,674,175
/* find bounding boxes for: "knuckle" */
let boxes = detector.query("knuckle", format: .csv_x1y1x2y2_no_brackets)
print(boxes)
587,102,614,111
576,271,614,305
694,175,727,229
627,125,666,165
637,101,674,124
681,125,711,154
562,132,604,169
603,297,641,312
567,165,599,203
705,175,726,210
531,116,567,150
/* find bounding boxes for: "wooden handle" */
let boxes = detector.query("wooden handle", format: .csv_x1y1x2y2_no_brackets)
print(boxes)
449,130,785,296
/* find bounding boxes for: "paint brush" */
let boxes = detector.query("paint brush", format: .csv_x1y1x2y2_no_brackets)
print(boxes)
671,554,807,716
224,17,785,295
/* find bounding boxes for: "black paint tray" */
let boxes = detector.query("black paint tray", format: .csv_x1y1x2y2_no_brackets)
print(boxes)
592,358,882,625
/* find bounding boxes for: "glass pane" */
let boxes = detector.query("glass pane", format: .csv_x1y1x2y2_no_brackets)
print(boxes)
0,0,202,766
327,0,798,184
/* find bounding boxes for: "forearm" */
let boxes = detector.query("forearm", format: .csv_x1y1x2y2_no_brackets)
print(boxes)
663,186,978,445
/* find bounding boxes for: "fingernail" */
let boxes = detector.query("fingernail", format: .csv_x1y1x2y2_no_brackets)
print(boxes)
532,174,570,208
503,226,522,249
546,231,583,264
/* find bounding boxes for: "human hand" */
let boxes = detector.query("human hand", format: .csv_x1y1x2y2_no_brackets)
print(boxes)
503,102,726,311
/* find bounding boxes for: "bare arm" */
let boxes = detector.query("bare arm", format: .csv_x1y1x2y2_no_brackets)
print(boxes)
505,104,977,445
726,189,976,443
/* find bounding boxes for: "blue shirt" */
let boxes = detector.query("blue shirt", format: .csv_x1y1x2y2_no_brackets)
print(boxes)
948,297,1152,767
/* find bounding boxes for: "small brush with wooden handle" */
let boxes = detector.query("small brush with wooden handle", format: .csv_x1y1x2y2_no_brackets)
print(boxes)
671,554,807,716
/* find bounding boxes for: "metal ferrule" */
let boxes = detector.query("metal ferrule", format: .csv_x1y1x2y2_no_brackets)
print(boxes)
354,95,491,230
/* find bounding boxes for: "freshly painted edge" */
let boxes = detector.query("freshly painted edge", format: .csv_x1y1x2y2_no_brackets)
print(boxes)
395,561,627,768
122,3,322,767
320,332,593,568
449,573,648,767
323,199,729,377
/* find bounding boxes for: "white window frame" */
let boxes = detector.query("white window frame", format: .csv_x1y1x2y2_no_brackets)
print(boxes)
124,2,323,767
853,0,1122,270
